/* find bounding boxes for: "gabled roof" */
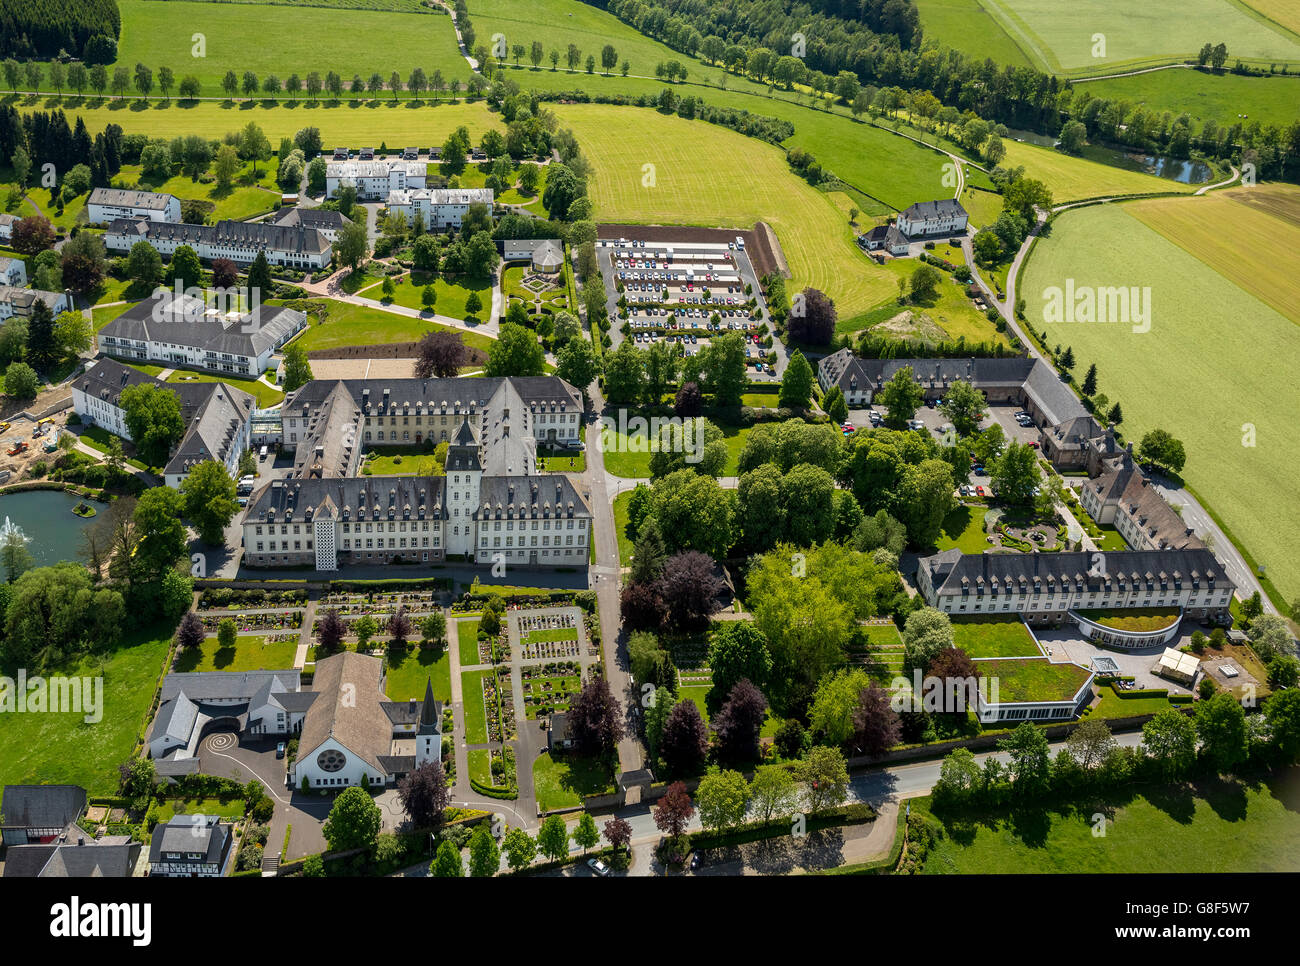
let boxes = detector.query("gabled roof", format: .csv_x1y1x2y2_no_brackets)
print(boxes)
3,841,140,878
296,652,393,774
901,198,967,220
89,187,176,210
99,289,308,358
0,785,87,831
148,814,231,866
919,548,1233,597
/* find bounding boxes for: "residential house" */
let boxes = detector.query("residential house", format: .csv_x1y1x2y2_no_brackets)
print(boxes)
148,814,233,877
1,785,87,846
896,199,969,238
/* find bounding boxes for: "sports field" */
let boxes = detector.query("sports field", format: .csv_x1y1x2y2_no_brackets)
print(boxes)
912,0,1034,67
999,139,1195,202
1023,201,1300,605
53,98,501,145
1127,185,1300,325
111,0,471,92
553,103,897,321
979,0,1300,74
918,771,1300,873
1078,68,1300,129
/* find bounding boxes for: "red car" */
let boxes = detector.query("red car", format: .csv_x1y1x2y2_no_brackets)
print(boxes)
975,485,987,497
1027,441,1040,449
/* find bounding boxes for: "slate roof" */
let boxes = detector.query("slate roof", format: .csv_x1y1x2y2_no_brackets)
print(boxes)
919,548,1233,597
387,187,492,206
3,841,140,878
0,785,86,831
148,814,231,867
165,380,256,478
106,217,331,259
0,286,66,312
99,289,308,359
901,198,968,221
270,206,352,232
1087,448,1203,550
89,187,175,211
284,375,581,416
246,474,447,523
296,652,393,774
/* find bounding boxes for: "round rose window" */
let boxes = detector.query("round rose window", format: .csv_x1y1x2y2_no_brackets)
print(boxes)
317,749,346,772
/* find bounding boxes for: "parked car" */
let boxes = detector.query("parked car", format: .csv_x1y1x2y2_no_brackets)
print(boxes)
588,858,610,876
276,742,286,759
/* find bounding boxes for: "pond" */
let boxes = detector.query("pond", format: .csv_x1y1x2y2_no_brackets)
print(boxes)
0,489,103,568
1004,128,1214,184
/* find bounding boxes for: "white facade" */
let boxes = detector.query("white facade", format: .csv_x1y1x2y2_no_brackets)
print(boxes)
293,736,391,791
897,200,969,238
87,188,181,225
0,257,26,287
387,187,493,229
103,222,332,270
0,287,71,322
326,160,426,200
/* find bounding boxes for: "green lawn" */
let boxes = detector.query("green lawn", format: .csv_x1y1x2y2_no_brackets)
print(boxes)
152,797,247,826
597,418,752,478
933,504,993,554
362,444,446,477
290,298,496,356
1025,202,1300,606
678,684,712,724
522,628,578,645
540,449,586,472
457,619,482,667
918,770,1300,872
114,160,280,222
468,748,492,787
974,657,1091,702
951,618,1040,658
1085,688,1181,719
167,370,284,408
532,751,616,812
1076,608,1182,631
461,668,493,744
611,489,635,566
384,643,451,703
0,623,172,795
174,634,298,672
360,272,493,323
999,139,1196,203
865,259,1008,352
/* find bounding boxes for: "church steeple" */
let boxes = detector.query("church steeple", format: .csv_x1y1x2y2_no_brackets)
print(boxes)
419,677,438,731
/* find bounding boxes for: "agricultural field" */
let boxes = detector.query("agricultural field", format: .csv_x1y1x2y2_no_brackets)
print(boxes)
912,0,1035,68
1246,0,1300,34
53,98,502,145
1127,185,1300,325
917,771,1300,873
106,0,471,93
1023,201,1300,606
977,0,1300,75
552,103,897,322
1077,68,1300,129
999,139,1196,202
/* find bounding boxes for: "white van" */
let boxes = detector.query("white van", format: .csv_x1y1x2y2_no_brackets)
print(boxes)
259,444,269,460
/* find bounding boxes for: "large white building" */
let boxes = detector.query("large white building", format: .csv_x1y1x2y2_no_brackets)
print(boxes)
87,187,181,225
243,375,590,570
386,187,493,229
104,218,333,270
269,205,353,243
917,548,1235,634
896,198,969,238
73,357,255,487
97,288,307,377
326,160,426,200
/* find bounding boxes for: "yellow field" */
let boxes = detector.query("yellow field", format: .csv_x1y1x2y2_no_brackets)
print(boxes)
1216,180,1300,228
48,98,502,145
1001,139,1196,203
1245,0,1300,35
1128,185,1300,325
551,104,896,320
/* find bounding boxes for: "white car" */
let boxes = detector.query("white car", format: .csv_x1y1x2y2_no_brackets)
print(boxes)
587,858,610,876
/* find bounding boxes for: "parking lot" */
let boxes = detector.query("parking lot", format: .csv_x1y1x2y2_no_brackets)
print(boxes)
595,231,787,382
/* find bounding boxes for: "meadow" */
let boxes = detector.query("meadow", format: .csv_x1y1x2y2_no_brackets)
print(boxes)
979,0,1300,74
552,103,897,322
39,96,502,144
918,771,1300,873
999,138,1196,202
1078,68,1300,129
110,0,471,92
1246,0,1300,34
0,625,172,795
1023,201,1300,606
290,298,497,355
912,0,1034,68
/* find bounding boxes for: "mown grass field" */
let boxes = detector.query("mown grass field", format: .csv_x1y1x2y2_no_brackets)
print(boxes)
384,643,451,703
1078,68,1300,128
999,139,1195,202
167,369,284,408
110,0,471,92
1024,201,1300,606
918,771,1300,873
291,298,496,355
979,0,1300,74
457,618,482,667
1127,185,1300,325
0,625,172,795
173,634,298,672
43,97,501,145
358,272,492,320
553,103,896,322
912,0,1034,68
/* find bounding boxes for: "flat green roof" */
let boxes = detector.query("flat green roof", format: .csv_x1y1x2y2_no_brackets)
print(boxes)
976,658,1093,704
